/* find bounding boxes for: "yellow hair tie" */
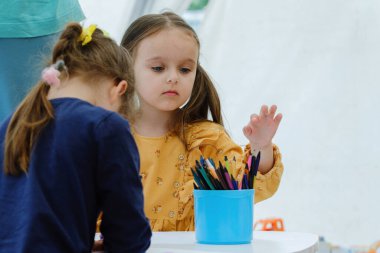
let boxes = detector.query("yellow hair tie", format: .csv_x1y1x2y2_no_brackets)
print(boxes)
79,24,97,46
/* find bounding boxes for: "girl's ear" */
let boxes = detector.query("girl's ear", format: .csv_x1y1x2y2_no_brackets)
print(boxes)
115,80,128,96
110,80,128,105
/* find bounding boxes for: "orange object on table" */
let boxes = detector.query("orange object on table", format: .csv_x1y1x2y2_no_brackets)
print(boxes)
254,218,285,231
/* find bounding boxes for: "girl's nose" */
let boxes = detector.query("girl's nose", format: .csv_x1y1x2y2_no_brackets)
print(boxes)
167,78,178,84
166,70,178,84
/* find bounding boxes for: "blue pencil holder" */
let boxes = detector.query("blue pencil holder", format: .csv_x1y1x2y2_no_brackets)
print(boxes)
194,189,254,244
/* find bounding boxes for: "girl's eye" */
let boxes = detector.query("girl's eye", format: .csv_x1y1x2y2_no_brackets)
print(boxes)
180,68,191,74
151,66,164,72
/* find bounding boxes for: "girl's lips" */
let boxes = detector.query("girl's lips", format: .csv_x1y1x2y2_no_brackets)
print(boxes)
163,91,179,96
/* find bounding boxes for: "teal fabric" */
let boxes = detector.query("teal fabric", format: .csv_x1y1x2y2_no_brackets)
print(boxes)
0,33,59,121
0,0,84,121
0,0,84,38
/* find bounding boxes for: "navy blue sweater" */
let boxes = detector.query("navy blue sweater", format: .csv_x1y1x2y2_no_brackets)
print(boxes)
0,98,151,253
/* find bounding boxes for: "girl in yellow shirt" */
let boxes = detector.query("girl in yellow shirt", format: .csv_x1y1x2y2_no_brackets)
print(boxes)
120,12,284,232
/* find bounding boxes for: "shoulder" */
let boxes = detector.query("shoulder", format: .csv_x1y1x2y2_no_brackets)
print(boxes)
95,113,131,137
52,98,130,135
184,121,227,150
90,110,136,156
186,121,224,132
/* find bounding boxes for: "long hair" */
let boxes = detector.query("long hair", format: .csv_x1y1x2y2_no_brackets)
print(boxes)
121,12,223,144
4,23,135,175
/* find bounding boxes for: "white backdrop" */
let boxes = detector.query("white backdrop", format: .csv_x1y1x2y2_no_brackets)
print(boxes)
78,0,380,246
200,0,380,246
79,0,191,43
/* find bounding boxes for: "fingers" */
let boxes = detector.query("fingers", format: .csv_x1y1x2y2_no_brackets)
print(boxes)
243,126,252,137
260,104,279,120
274,113,283,126
250,105,282,127
249,113,259,122
260,105,269,118
269,105,277,118
245,105,282,143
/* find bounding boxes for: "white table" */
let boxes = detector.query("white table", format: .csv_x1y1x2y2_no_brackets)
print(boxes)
147,231,319,253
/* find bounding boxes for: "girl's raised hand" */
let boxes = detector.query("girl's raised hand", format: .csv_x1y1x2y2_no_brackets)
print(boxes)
242,105,282,151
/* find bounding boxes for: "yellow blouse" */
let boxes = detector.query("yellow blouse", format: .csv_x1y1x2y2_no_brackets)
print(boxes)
133,121,283,231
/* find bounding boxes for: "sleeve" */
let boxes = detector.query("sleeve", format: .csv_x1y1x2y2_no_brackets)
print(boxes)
244,144,284,203
95,114,151,253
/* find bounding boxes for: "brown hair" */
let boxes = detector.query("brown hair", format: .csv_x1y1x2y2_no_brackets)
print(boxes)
4,23,136,175
121,11,223,143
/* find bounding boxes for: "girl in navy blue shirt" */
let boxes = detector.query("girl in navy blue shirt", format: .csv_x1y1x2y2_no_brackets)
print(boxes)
0,23,151,253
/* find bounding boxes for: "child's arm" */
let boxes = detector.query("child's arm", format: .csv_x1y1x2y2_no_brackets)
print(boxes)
96,114,151,252
243,105,282,174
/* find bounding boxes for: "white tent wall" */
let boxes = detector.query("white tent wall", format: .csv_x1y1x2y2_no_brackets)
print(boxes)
199,0,380,246
78,0,191,43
